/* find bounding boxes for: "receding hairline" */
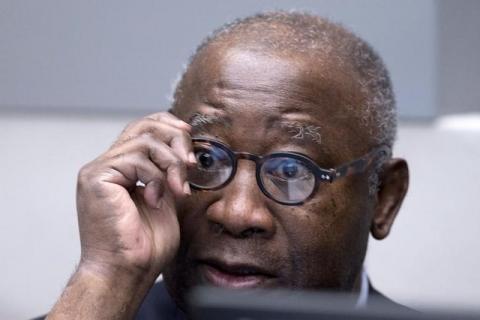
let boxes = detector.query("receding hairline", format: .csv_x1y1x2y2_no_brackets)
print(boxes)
188,14,361,81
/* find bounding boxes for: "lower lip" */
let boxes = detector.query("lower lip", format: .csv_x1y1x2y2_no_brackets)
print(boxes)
201,264,269,289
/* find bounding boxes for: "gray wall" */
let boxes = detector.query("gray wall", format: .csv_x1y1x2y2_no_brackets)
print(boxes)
2,1,480,319
1,0,438,117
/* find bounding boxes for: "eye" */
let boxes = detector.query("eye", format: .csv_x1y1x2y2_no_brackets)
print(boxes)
264,158,313,181
198,151,214,169
281,161,299,178
195,147,231,172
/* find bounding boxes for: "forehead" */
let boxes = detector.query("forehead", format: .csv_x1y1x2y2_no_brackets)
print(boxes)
178,44,371,158
191,44,358,105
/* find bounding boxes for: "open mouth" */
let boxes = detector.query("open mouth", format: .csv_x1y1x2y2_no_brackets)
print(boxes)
199,259,275,289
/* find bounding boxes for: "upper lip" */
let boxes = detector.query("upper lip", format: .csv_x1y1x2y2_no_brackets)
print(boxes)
199,258,276,277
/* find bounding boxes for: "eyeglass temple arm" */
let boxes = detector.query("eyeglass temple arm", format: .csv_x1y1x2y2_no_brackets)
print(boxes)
330,146,390,181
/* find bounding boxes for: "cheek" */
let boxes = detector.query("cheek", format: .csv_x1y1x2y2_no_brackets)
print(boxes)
175,191,215,239
280,181,372,288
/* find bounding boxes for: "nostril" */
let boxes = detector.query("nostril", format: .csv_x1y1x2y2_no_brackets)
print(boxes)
240,227,265,238
209,222,265,238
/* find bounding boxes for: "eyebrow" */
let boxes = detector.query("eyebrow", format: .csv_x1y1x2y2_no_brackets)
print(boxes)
188,112,231,135
278,120,322,145
188,112,322,145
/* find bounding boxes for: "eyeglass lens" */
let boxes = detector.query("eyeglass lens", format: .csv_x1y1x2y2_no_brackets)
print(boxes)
260,156,315,203
187,141,233,189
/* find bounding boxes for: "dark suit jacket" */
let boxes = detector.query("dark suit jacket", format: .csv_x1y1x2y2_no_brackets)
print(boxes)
368,283,414,314
134,281,415,319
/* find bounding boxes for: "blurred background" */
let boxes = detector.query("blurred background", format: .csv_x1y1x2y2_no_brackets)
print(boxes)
1,0,479,318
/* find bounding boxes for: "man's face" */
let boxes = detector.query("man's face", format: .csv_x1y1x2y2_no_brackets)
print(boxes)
164,43,376,306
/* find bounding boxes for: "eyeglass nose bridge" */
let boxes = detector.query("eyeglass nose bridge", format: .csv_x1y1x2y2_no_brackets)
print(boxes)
233,151,262,163
229,152,280,204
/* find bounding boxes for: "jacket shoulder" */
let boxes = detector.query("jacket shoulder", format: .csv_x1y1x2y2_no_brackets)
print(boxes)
368,284,418,314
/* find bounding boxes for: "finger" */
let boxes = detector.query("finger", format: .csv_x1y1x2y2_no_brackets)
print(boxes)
97,151,184,209
79,152,167,210
107,135,189,197
101,153,165,190
144,180,164,209
146,139,190,197
114,120,194,164
131,185,165,217
170,129,196,166
132,121,193,164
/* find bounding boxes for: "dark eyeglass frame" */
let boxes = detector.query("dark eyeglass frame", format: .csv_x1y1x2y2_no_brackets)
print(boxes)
189,137,390,206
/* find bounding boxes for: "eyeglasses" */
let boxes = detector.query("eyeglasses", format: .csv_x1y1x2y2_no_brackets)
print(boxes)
187,137,389,206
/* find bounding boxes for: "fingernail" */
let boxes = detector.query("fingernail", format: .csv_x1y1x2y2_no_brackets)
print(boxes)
188,152,197,164
183,181,191,195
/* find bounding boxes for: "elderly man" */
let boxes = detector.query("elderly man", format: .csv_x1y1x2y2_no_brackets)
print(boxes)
46,11,409,319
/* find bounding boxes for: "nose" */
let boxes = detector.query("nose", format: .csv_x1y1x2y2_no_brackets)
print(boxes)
206,160,276,239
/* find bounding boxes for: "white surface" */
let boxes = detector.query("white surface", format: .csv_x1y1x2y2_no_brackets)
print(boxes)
1,114,480,319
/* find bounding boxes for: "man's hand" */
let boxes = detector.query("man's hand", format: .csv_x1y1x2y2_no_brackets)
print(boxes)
77,111,194,277
48,112,194,319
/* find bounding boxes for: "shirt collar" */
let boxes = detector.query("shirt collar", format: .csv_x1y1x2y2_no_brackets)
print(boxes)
355,268,370,308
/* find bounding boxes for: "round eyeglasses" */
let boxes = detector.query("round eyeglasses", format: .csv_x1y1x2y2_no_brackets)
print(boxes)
187,138,389,206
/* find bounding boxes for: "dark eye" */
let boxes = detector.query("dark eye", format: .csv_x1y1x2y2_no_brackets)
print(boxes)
265,158,312,181
198,151,214,169
281,162,298,178
194,147,231,172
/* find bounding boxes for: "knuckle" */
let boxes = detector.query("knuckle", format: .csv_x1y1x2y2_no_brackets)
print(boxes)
139,132,156,145
77,164,105,196
78,163,94,183
115,134,135,145
142,126,162,140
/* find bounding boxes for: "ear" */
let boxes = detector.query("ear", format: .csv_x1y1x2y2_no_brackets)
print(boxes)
371,158,409,240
